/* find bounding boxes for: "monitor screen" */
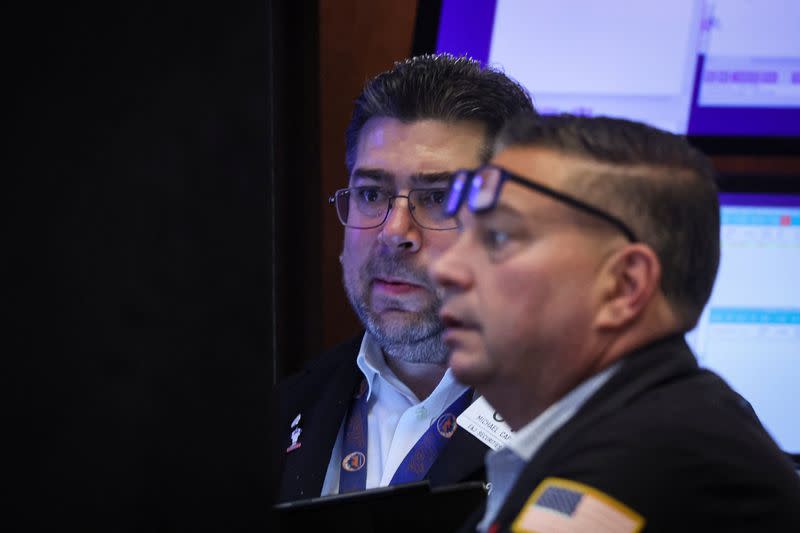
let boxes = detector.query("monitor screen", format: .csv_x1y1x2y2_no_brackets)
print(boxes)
433,0,800,137
685,193,799,453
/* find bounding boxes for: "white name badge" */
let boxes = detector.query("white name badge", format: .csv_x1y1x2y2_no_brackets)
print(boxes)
457,396,514,450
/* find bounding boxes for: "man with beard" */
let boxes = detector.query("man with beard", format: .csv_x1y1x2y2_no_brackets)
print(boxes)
273,53,534,503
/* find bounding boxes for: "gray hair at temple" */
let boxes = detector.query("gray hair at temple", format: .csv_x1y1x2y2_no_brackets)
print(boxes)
345,53,535,174
496,113,720,330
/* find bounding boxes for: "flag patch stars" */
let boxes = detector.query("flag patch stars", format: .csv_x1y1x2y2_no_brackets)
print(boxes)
511,477,644,533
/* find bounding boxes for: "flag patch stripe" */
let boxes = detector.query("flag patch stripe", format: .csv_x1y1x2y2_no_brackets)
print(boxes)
511,477,645,533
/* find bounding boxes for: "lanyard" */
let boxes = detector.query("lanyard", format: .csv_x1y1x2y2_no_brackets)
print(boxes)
339,379,473,493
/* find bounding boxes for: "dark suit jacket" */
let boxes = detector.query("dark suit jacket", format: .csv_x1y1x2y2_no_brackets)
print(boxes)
461,335,800,532
273,333,489,503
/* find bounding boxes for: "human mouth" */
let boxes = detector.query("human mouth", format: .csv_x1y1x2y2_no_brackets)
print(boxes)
372,277,426,296
439,310,477,344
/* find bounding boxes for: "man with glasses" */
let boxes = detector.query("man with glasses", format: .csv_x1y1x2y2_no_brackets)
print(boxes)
274,53,534,502
431,113,800,532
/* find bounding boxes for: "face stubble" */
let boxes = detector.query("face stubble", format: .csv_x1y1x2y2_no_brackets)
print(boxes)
343,251,448,365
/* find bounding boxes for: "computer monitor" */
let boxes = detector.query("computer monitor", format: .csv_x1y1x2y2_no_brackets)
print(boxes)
420,0,800,153
414,0,800,452
685,193,800,453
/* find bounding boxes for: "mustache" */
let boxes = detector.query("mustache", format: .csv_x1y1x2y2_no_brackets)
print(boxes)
363,255,434,290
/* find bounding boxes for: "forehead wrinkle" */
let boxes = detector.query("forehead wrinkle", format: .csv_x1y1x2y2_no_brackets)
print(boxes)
409,171,453,186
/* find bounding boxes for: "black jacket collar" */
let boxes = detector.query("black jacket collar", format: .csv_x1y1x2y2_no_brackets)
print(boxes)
488,334,696,530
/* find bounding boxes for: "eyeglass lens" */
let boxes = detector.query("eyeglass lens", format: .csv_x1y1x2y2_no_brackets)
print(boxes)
445,169,501,217
334,187,456,230
468,168,501,211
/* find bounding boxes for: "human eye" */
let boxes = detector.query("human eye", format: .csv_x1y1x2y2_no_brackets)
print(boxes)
413,189,450,222
354,187,386,204
418,188,447,206
481,228,511,249
475,222,525,261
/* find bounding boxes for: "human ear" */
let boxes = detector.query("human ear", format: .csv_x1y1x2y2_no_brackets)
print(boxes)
594,244,662,330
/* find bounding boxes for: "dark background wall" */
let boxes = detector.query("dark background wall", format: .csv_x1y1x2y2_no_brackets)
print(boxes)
318,0,420,354
10,2,277,530
272,0,421,379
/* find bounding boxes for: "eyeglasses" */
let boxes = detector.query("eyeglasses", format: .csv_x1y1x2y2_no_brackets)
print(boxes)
329,187,459,230
445,165,638,242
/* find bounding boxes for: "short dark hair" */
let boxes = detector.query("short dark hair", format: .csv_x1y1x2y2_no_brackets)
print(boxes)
345,53,535,174
497,114,720,329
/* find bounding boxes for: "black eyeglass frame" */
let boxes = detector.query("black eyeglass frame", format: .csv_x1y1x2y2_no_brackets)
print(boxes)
445,165,639,243
328,187,459,231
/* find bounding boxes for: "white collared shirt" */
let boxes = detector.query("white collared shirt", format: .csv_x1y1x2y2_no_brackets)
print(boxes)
477,363,620,532
320,333,470,495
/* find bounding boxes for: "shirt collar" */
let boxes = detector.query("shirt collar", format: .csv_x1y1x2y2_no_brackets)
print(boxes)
506,362,621,462
355,332,467,404
355,332,391,402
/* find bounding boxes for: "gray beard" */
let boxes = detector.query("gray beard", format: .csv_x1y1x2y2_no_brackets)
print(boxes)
344,255,448,365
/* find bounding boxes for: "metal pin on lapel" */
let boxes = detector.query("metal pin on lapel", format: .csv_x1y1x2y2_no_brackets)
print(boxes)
287,413,302,453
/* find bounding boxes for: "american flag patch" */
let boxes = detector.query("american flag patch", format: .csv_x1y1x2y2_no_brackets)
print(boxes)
511,477,644,533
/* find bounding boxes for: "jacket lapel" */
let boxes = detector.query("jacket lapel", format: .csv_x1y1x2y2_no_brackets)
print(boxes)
276,337,362,501
428,420,490,486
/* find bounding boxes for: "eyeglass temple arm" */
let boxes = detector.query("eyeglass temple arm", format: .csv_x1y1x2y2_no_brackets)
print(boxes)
507,176,638,243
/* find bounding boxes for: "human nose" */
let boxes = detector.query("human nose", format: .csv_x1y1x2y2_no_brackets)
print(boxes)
429,232,472,293
378,196,421,252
